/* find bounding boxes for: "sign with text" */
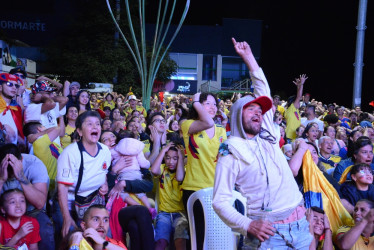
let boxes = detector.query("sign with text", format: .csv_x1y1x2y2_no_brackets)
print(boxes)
169,80,197,95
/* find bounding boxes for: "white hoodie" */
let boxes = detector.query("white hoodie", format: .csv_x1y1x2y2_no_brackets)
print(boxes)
213,68,303,236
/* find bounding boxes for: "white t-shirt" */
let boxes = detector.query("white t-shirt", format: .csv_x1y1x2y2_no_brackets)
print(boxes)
24,102,66,145
56,142,111,208
22,89,31,108
300,117,324,132
0,109,18,144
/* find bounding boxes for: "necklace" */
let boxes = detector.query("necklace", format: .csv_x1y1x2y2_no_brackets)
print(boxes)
361,234,370,245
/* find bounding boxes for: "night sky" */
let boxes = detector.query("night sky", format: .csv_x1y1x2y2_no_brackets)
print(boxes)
150,0,374,111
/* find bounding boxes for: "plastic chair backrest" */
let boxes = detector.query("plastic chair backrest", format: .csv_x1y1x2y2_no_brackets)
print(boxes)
187,187,246,250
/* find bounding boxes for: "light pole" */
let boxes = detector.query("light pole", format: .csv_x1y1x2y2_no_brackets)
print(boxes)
352,0,368,108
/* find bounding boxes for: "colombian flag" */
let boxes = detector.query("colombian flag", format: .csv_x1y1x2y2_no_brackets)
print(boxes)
0,96,24,138
302,150,354,238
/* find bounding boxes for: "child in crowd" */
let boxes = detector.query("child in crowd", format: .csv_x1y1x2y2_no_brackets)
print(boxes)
110,131,156,218
0,189,40,249
340,163,374,209
151,143,188,250
281,143,293,161
306,207,333,250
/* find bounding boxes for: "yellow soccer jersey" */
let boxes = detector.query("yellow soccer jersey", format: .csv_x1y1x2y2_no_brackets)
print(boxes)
157,164,184,213
102,100,116,110
60,124,75,149
124,105,147,118
337,226,374,249
33,134,63,191
142,139,151,154
319,155,341,170
284,103,301,140
181,119,227,191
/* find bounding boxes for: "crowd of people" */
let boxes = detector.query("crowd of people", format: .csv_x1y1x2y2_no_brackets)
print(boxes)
0,38,374,250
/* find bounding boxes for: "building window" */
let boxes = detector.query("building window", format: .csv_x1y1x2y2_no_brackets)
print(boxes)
221,57,249,88
169,53,197,80
202,55,217,81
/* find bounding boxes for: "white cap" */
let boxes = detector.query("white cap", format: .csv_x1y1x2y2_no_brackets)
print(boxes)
128,95,137,101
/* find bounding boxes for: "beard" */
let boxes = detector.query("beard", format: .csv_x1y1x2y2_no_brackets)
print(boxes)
243,120,261,136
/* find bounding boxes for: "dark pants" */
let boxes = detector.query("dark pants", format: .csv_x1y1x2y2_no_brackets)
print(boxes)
118,205,155,250
28,210,55,250
183,190,205,250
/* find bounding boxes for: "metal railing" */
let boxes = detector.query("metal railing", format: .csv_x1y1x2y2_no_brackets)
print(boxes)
200,78,252,93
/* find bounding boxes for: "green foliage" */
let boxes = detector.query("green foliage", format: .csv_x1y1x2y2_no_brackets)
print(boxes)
45,0,176,95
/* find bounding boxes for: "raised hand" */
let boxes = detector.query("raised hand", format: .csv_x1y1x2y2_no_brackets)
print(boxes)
324,214,331,230
8,154,25,182
192,93,201,103
293,74,308,86
70,231,83,246
0,155,9,183
232,38,253,59
83,228,105,245
149,125,160,143
162,142,175,153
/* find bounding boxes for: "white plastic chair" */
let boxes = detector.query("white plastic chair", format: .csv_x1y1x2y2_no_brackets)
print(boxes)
187,187,247,250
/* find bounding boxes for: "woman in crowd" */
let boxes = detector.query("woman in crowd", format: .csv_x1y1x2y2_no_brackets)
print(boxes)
324,125,347,157
336,128,349,147
336,199,374,249
363,127,374,143
101,117,112,131
100,130,155,250
144,112,168,164
290,140,341,196
102,93,116,110
116,95,124,110
334,136,374,184
110,108,125,134
346,130,364,159
180,92,227,249
56,111,111,237
61,105,78,149
75,90,91,115
295,125,305,141
168,119,180,133
302,122,319,147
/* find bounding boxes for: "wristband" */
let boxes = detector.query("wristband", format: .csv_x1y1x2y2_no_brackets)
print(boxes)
69,244,79,250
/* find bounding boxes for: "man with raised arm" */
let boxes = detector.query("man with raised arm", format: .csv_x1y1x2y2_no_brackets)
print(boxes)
213,38,312,249
284,74,308,141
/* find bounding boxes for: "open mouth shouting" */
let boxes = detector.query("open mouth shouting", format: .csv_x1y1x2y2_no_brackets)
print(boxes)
96,227,106,237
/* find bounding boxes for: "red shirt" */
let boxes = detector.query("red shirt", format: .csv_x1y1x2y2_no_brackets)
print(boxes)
106,236,127,249
0,215,41,248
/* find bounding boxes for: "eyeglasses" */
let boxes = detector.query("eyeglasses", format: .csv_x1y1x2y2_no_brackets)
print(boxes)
3,82,20,89
152,119,166,124
14,73,26,79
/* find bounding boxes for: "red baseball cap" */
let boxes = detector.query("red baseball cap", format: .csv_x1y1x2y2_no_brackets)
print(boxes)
243,95,273,114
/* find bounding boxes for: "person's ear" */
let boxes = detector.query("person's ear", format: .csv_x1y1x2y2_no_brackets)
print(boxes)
80,221,86,230
77,128,83,137
1,207,5,214
351,174,358,182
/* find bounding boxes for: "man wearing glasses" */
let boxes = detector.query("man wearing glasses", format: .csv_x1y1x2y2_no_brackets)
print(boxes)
9,67,31,108
0,72,24,145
